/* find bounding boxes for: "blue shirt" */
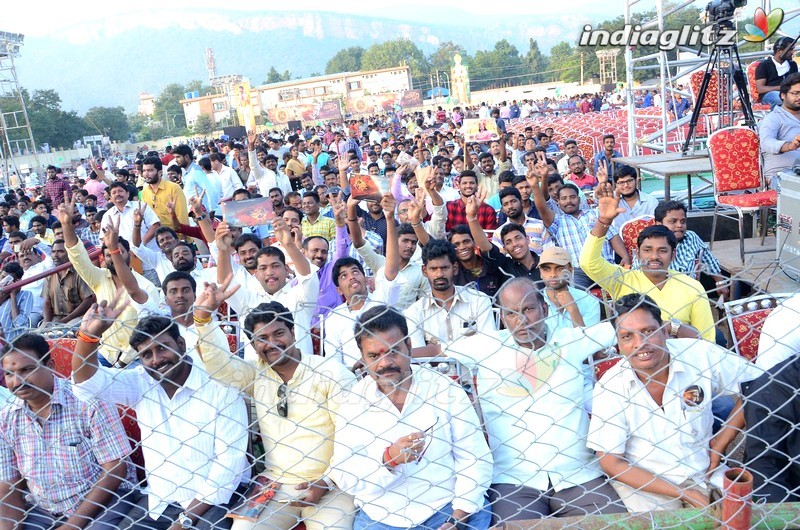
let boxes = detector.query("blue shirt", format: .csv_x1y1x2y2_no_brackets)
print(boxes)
182,162,219,213
543,286,601,337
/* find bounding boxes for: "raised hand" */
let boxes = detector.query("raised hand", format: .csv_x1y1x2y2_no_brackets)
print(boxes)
380,192,396,215
597,159,610,184
407,188,425,224
189,189,206,218
166,200,176,217
214,221,233,253
272,217,294,247
247,130,257,150
78,288,128,339
57,191,76,227
594,181,625,222
331,191,346,224
102,215,121,250
338,154,349,175
194,276,240,320
133,202,146,227
465,194,479,220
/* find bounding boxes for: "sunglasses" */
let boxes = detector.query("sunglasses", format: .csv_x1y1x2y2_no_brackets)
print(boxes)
277,383,288,418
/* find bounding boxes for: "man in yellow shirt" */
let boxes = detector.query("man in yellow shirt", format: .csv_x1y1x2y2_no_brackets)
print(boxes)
579,181,716,342
139,155,188,230
195,284,356,530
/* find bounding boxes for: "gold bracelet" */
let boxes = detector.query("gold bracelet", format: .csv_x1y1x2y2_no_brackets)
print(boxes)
193,315,213,325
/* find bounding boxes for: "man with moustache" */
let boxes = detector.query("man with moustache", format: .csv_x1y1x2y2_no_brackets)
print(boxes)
131,226,194,285
42,239,96,325
329,306,494,530
588,294,761,512
759,73,800,189
140,156,189,231
196,293,357,530
609,164,658,229
491,187,551,254
404,239,495,355
60,194,160,366
0,333,135,529
580,182,715,342
445,171,499,233
71,289,250,530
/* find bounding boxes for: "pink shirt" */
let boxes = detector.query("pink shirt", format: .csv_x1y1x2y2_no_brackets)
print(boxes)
83,179,108,208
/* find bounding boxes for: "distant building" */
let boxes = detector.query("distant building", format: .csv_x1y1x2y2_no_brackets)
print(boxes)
178,65,412,128
137,93,155,116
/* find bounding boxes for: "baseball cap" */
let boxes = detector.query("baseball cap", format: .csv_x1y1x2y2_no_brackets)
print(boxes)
537,246,571,267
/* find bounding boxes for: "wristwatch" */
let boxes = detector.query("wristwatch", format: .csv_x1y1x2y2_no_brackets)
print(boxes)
177,512,194,529
446,515,468,530
669,318,681,338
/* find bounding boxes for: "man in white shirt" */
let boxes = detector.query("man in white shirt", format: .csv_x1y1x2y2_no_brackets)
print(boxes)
101,182,161,253
323,195,401,368
209,152,240,202
587,293,762,512
446,277,625,522
755,292,800,371
329,305,493,530
71,296,249,530
405,239,494,355
216,218,319,357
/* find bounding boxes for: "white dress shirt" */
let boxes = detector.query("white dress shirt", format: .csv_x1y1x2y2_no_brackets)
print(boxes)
247,151,292,195
756,293,800,371
588,339,763,486
72,363,249,519
227,260,319,356
354,244,428,311
404,286,495,348
450,324,615,491
329,366,493,527
217,165,242,202
323,269,399,368
101,201,161,253
131,244,208,286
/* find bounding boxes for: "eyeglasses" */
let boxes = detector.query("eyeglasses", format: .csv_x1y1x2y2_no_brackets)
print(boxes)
616,178,636,186
277,383,288,418
416,418,439,465
788,91,800,97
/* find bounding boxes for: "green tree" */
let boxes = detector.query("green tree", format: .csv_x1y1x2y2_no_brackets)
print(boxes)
193,114,214,135
428,41,468,72
153,83,187,131
470,40,524,90
265,66,282,84
185,80,214,97
325,46,365,74
548,41,581,83
361,39,429,85
524,39,549,84
84,106,129,141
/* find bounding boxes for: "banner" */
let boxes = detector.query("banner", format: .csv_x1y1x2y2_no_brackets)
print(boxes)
222,197,275,227
235,81,257,132
267,100,343,125
347,90,424,115
462,118,500,143
349,174,391,202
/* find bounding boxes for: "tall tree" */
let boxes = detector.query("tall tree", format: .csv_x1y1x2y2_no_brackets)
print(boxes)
153,83,188,131
325,46,365,74
265,66,283,84
428,41,468,72
524,39,549,84
361,39,429,84
84,106,129,141
185,80,214,97
548,41,581,83
193,114,214,135
470,40,524,90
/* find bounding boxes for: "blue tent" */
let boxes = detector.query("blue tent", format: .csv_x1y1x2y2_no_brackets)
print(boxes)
426,87,450,98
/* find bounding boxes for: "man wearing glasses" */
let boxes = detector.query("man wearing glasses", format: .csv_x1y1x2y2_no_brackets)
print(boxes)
194,291,357,530
759,73,800,189
608,164,658,229
329,306,493,530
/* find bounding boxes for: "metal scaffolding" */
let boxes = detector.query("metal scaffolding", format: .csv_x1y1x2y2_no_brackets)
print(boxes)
0,30,38,184
623,0,800,156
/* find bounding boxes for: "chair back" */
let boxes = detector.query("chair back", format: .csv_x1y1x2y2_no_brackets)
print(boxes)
49,338,77,378
708,126,762,194
746,61,762,102
724,294,791,360
619,215,656,261
689,70,720,111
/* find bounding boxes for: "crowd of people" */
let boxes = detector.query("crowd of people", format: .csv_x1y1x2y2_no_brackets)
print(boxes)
0,77,799,530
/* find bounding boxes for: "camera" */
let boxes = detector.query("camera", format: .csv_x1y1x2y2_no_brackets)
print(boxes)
706,0,746,24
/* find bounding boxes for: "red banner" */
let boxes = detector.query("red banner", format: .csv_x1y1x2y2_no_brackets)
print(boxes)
347,90,423,115
267,100,343,124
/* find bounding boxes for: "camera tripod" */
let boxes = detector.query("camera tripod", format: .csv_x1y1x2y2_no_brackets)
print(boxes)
681,40,756,155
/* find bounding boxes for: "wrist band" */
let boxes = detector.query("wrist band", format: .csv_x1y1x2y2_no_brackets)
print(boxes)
108,248,122,255
466,217,478,223
384,446,399,468
716,280,728,286
410,221,422,227
77,331,100,344
597,219,611,229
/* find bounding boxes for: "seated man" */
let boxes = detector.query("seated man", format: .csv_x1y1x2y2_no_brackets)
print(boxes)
0,333,134,529
404,239,495,355
580,182,715,341
43,239,96,326
754,37,798,110
446,225,507,298
196,293,357,530
72,298,250,530
538,246,600,335
0,263,34,341
744,354,800,503
610,164,658,229
329,306,493,530
587,294,761,512
447,277,625,522
758,73,800,189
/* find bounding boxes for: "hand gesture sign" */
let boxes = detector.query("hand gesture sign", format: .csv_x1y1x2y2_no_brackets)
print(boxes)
189,189,206,218
464,194,480,220
407,188,425,224
596,159,610,185
194,275,241,320
594,181,625,223
78,288,129,339
380,192,396,215
102,214,121,251
133,202,147,227
166,200,176,217
247,130,258,150
331,192,347,224
57,191,76,227
214,221,233,253
338,154,350,175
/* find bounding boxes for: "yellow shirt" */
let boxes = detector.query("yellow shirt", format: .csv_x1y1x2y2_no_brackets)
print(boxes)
197,322,355,484
66,242,160,364
141,179,188,230
35,229,55,246
301,215,336,242
579,233,716,341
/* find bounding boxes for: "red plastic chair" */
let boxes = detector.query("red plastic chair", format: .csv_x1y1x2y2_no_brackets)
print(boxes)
619,216,656,263
724,294,790,360
594,356,622,381
49,338,77,378
708,126,777,263
746,61,774,113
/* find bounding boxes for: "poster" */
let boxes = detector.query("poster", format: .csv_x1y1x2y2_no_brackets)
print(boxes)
235,81,257,132
267,100,343,125
349,174,391,202
347,91,424,115
462,119,500,143
222,197,275,227
450,53,471,106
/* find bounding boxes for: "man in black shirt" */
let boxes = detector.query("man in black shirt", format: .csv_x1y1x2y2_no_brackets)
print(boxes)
447,225,507,298
755,37,798,109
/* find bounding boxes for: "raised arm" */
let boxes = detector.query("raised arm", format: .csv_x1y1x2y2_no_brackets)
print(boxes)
345,197,366,249
498,134,508,163
331,192,350,261
381,193,400,281
408,188,432,247
466,190,493,253
58,192,79,248
214,221,235,287
104,216,149,304
528,154,555,227
71,289,128,383
189,192,216,244
274,217,310,277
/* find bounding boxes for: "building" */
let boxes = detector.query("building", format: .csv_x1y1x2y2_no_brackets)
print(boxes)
137,93,155,116
178,65,412,128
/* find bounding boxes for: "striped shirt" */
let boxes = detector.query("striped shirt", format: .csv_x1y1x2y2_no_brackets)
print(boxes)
549,208,618,266
673,230,722,278
492,217,553,255
0,378,134,516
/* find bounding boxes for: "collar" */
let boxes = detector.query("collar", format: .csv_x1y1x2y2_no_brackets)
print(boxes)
9,375,67,411
619,345,680,387
420,285,471,309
